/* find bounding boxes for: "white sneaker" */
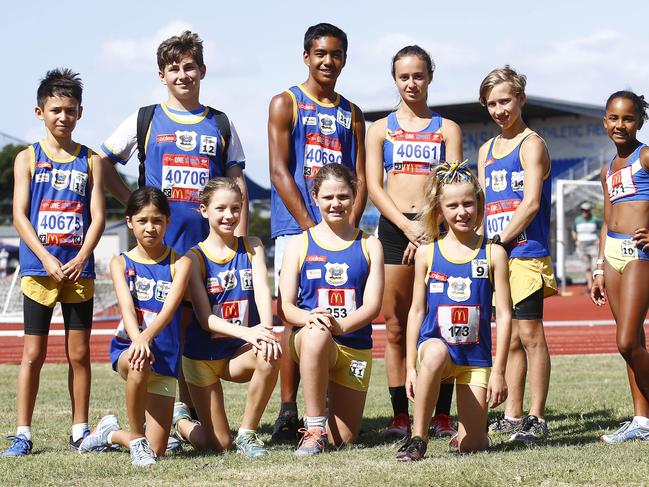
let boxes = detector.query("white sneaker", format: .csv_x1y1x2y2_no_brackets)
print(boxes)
130,437,156,467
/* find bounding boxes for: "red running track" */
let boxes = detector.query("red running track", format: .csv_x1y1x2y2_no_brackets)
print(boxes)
0,287,645,364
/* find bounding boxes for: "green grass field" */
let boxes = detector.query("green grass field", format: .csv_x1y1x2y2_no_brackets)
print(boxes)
1,355,648,486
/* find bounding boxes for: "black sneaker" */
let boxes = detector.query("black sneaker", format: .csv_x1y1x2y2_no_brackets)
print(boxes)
488,414,523,434
271,410,301,442
69,432,89,452
396,435,427,462
509,415,548,445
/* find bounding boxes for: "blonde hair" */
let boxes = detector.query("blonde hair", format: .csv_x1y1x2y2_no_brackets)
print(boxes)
479,65,527,106
419,161,485,240
199,177,242,206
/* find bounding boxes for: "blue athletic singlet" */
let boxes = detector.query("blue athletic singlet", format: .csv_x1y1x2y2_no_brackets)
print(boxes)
383,112,445,174
270,85,357,238
183,238,260,361
484,131,552,258
109,248,182,377
418,238,493,367
606,143,649,204
296,228,371,349
19,141,95,278
142,104,240,254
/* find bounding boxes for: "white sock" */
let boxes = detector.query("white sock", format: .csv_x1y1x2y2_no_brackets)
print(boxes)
237,428,255,437
305,416,327,431
72,423,89,442
16,426,32,441
505,416,522,423
634,416,649,429
107,431,115,445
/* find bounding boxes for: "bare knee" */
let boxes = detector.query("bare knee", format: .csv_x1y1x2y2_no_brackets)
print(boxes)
518,323,546,350
256,353,280,376
22,346,47,370
298,327,332,354
617,335,641,362
67,345,90,368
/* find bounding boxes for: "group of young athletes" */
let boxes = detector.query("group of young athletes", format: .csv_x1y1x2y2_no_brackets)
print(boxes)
4,22,649,466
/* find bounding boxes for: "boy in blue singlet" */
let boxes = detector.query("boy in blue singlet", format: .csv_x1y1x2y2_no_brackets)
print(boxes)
3,69,105,456
98,30,249,417
268,22,367,441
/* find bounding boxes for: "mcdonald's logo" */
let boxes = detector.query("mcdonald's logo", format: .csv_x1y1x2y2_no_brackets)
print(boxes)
612,171,622,187
172,188,185,200
451,307,469,325
46,233,61,246
328,289,346,306
221,301,240,320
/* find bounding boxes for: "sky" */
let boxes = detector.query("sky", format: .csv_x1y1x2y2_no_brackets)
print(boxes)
2,0,648,186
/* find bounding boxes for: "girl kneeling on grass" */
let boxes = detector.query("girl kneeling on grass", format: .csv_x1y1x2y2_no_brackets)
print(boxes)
397,161,512,461
79,187,192,466
280,163,384,457
173,177,280,458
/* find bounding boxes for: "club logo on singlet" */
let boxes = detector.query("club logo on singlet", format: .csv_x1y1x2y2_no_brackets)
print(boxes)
51,169,70,191
491,170,508,192
155,280,172,302
35,173,50,184
239,269,253,290
318,114,336,136
303,116,317,126
447,276,471,302
175,130,197,151
218,270,238,291
134,276,156,301
324,262,349,286
511,171,524,192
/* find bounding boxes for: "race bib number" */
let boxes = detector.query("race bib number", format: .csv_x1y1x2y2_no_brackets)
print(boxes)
607,165,637,202
303,133,343,179
485,199,520,238
391,131,442,175
621,239,637,258
37,200,84,247
161,154,210,203
214,299,250,327
349,359,367,379
317,288,357,319
471,259,488,279
438,305,481,345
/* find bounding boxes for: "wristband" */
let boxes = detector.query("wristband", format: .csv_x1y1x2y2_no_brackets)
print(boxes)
596,258,604,266
592,269,604,279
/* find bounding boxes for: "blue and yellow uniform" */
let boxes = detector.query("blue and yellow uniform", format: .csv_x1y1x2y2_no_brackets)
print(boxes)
270,85,357,239
20,141,95,307
483,129,556,306
604,143,649,272
289,228,373,392
109,248,182,397
182,238,260,386
418,237,493,388
383,111,445,174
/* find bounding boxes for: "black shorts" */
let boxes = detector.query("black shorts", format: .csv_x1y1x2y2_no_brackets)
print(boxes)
512,288,545,320
378,213,417,265
23,295,94,336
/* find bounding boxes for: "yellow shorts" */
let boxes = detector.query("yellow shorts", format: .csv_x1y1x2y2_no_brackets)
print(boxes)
290,330,372,392
604,231,649,273
147,371,177,398
509,257,557,306
416,342,490,389
21,276,94,307
182,356,229,387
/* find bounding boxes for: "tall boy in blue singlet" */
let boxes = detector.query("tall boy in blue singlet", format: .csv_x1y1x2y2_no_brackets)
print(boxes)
268,23,367,440
3,69,105,457
97,31,249,414
98,31,249,253
477,67,557,444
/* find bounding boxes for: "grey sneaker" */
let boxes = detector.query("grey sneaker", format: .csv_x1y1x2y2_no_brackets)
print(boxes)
599,419,649,444
166,434,182,453
509,415,548,445
130,437,156,467
488,415,523,434
79,415,120,453
234,431,269,458
293,427,327,457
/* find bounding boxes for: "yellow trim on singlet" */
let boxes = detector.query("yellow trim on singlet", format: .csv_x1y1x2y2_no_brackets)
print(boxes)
39,140,81,163
198,239,237,264
298,231,309,269
427,243,435,283
486,242,494,285
297,84,340,108
125,246,171,264
242,236,254,262
360,232,370,264
437,235,484,264
518,131,552,180
170,249,177,279
309,227,360,251
285,89,298,129
189,247,207,280
28,145,36,177
160,103,209,124
87,148,94,177
490,129,533,159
